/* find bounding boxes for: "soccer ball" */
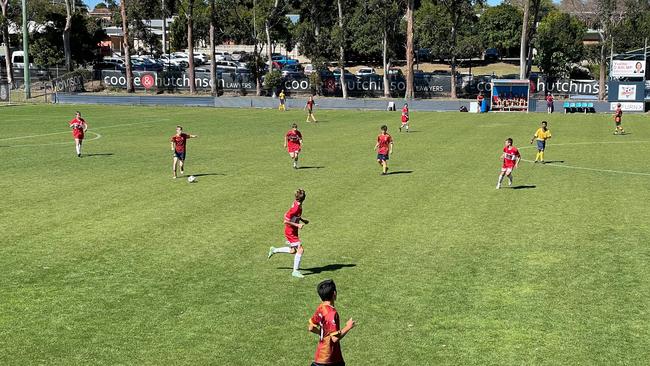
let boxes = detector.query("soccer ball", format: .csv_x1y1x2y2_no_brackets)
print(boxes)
187,175,197,183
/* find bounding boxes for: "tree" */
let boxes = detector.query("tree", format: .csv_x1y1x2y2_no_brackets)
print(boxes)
292,0,337,66
349,0,403,98
405,0,414,99
63,0,76,71
336,0,348,99
0,0,13,84
478,4,522,58
533,11,586,78
120,0,134,92
186,0,196,94
209,0,217,96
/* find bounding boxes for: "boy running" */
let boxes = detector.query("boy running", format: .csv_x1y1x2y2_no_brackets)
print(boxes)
170,125,198,179
285,123,303,169
374,125,393,175
613,103,625,135
497,138,521,189
308,279,356,366
305,96,318,122
69,111,88,157
268,189,310,278
399,102,410,132
278,89,286,111
530,121,551,163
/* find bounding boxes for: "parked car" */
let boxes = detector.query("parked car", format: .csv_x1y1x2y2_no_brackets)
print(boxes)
230,51,247,61
103,56,125,65
355,67,376,77
214,51,232,61
332,68,356,79
417,48,432,62
271,55,299,68
93,61,125,71
281,64,304,78
303,63,314,76
387,67,403,76
158,55,188,68
483,48,499,62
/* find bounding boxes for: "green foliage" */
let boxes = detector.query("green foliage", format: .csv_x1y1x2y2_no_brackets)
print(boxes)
478,4,522,57
263,69,282,90
291,0,338,61
534,11,586,78
347,0,404,63
31,38,65,67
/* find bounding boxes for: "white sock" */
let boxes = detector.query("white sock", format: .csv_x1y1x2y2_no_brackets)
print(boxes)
497,175,504,185
76,144,80,155
274,247,291,254
293,253,302,271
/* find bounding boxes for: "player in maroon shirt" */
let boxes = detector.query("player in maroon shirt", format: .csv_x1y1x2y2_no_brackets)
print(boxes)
308,279,356,366
613,103,625,135
170,125,198,179
497,137,521,189
399,103,410,132
374,125,393,175
545,92,554,114
268,189,310,278
305,95,318,123
68,111,88,157
284,123,303,169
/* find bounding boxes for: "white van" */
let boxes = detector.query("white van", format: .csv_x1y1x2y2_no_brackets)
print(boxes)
12,51,33,69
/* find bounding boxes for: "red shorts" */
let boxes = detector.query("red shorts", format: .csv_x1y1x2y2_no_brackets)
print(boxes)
287,143,301,153
501,165,515,173
73,131,84,140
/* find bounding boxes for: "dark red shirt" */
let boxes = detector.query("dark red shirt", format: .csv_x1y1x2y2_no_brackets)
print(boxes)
171,133,190,153
310,303,344,365
377,133,392,155
284,200,302,243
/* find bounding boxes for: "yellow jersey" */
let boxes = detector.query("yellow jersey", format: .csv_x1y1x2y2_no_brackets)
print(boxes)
279,92,285,100
534,127,551,141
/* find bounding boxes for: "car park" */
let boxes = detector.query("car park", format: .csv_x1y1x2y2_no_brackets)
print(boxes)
355,67,376,77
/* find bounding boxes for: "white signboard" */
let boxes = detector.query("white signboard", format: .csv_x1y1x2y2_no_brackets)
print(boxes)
610,102,644,112
618,84,637,100
611,60,646,77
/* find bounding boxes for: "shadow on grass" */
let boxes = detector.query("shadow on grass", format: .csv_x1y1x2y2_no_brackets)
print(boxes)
84,153,114,157
277,263,356,275
298,166,325,170
542,160,565,164
510,185,536,190
387,170,414,175
192,173,225,177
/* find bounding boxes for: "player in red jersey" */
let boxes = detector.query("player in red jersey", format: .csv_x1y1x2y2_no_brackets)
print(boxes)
497,137,521,189
170,125,198,179
284,123,303,169
399,102,410,132
545,92,554,114
477,92,485,113
308,279,356,366
613,103,625,135
305,95,318,123
68,111,88,157
374,125,393,175
268,189,310,278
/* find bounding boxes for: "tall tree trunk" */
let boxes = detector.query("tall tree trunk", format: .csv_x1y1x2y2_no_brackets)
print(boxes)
519,0,530,79
161,0,167,55
1,0,12,85
337,0,347,99
187,0,196,94
382,29,390,98
209,0,217,96
405,0,414,99
598,30,607,101
120,0,134,93
265,0,279,73
450,20,458,99
254,43,261,96
63,0,73,71
525,0,541,76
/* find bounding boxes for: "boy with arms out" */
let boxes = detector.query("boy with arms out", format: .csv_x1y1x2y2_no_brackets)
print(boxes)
268,189,309,278
308,279,356,366
69,111,88,157
497,138,521,189
170,125,198,179
284,123,303,169
530,121,551,163
374,125,393,175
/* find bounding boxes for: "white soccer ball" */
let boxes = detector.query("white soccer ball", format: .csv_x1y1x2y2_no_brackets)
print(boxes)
187,175,197,183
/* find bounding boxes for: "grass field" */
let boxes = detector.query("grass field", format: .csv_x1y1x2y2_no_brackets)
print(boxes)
1,104,649,365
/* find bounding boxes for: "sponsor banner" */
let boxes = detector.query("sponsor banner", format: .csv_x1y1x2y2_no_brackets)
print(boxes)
532,78,603,96
611,60,646,78
284,74,452,97
610,102,644,112
0,82,9,102
607,81,645,102
101,70,257,91
51,73,85,93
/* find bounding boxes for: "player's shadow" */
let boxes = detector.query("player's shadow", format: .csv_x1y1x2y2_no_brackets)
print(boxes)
298,166,325,170
542,160,564,164
401,130,421,133
510,185,536,190
277,263,356,275
192,173,225,177
84,153,114,157
387,170,414,175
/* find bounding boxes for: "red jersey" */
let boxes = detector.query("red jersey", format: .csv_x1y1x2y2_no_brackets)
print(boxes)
477,95,485,103
615,107,622,122
306,99,315,111
69,117,87,139
502,146,520,168
310,303,344,365
401,106,409,123
546,95,554,103
286,129,302,152
171,133,190,153
284,200,302,243
377,133,392,155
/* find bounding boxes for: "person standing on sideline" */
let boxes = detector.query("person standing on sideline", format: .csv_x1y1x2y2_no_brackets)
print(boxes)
545,92,554,114
69,111,88,157
477,93,485,113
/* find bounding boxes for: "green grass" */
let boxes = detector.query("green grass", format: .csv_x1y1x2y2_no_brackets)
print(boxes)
1,105,649,365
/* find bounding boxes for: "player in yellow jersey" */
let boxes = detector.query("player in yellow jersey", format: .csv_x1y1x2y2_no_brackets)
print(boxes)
530,121,551,163
278,89,286,111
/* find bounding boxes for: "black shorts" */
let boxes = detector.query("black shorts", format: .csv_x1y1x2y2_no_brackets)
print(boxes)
377,153,389,161
174,151,186,160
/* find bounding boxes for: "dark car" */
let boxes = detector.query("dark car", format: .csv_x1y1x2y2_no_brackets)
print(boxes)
484,48,499,62
281,64,304,78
